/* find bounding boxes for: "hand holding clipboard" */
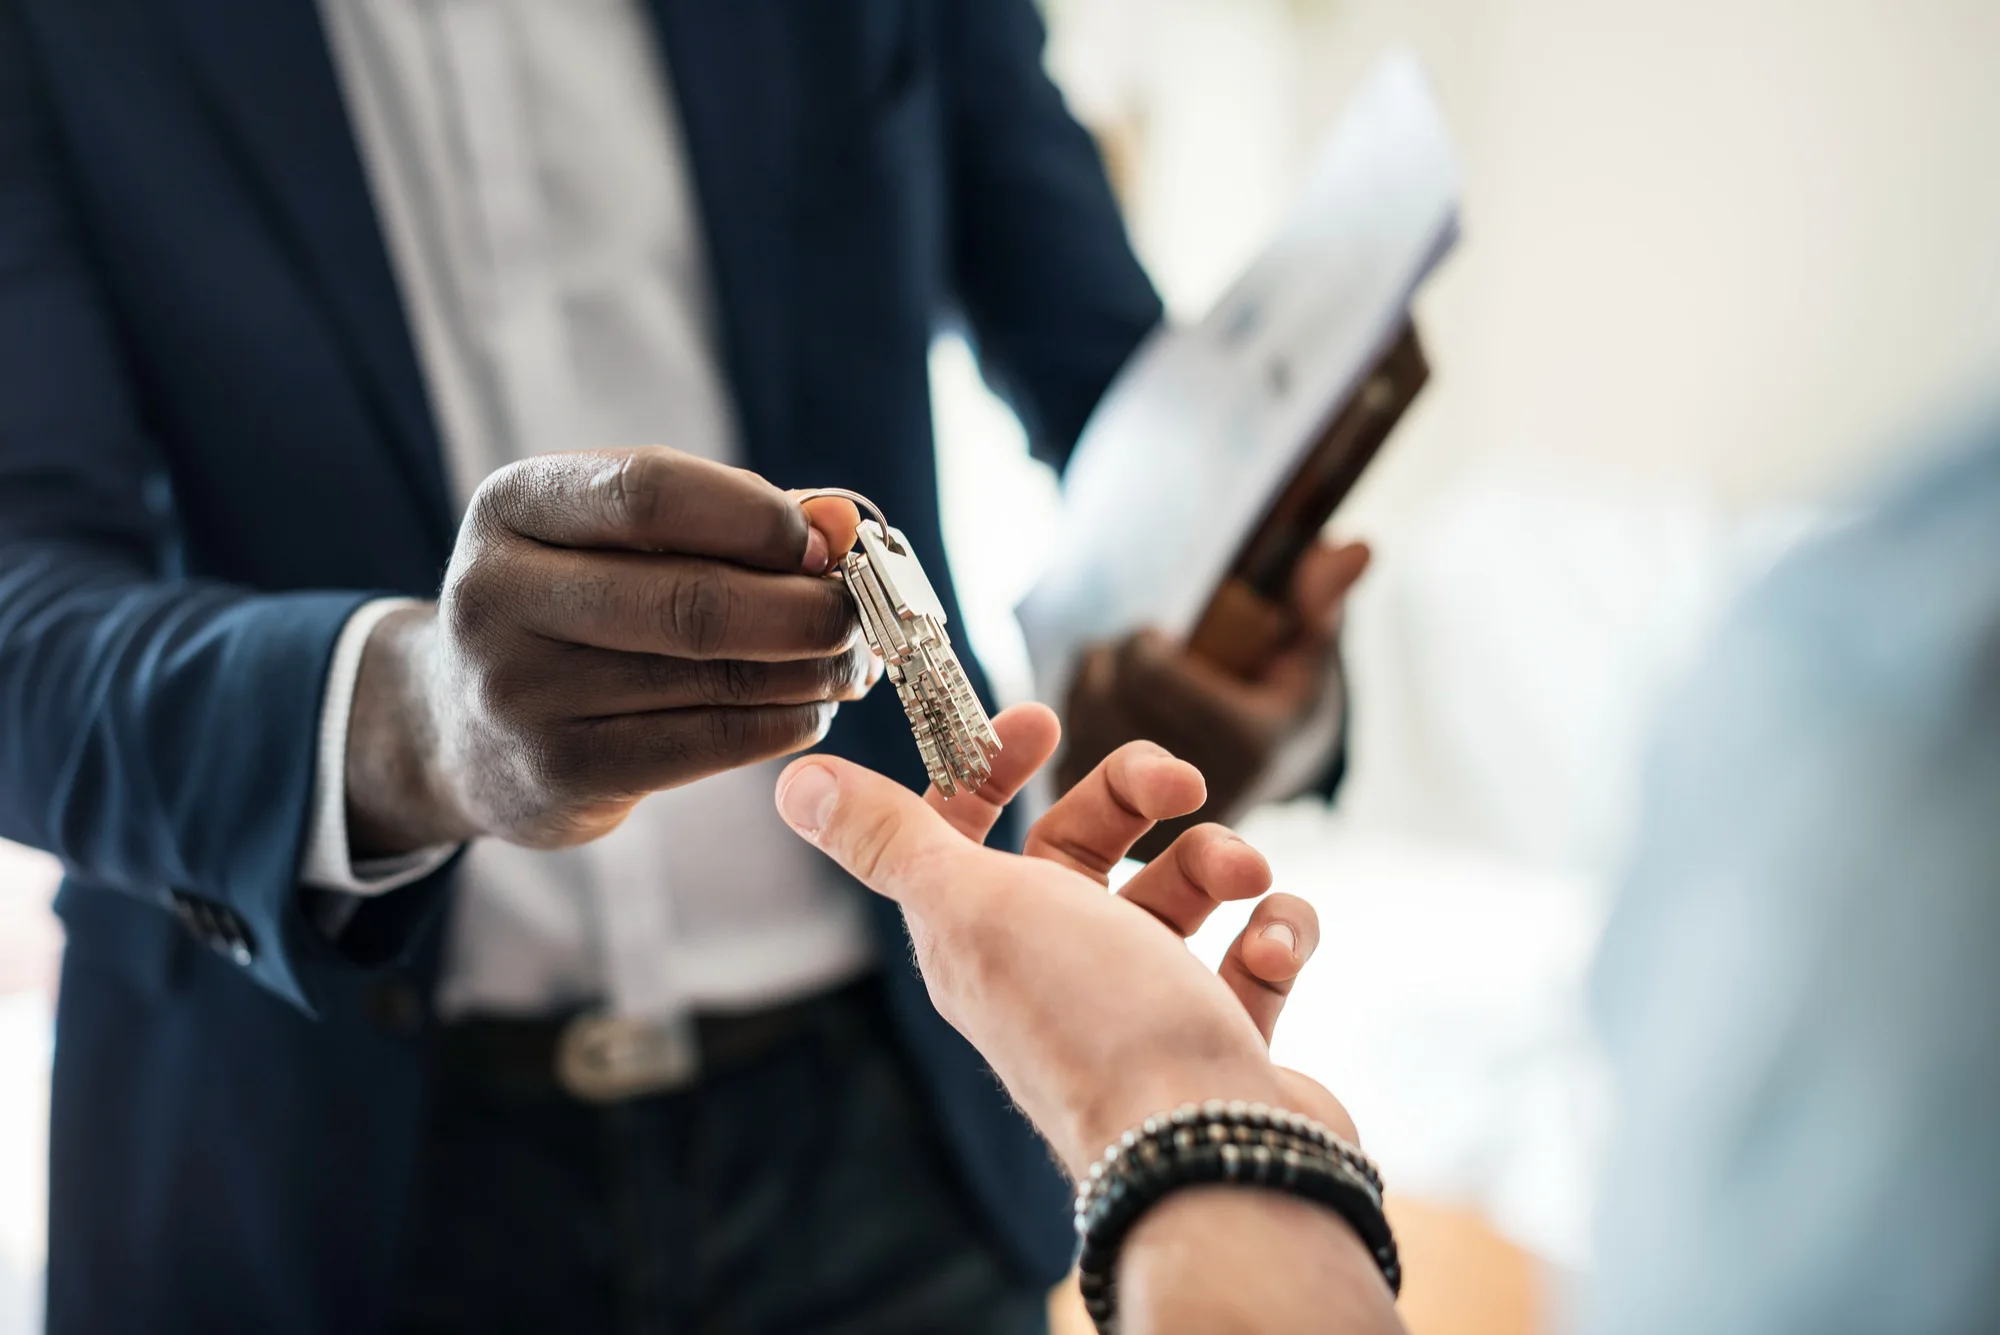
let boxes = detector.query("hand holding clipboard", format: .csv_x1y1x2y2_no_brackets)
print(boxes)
1018,54,1459,851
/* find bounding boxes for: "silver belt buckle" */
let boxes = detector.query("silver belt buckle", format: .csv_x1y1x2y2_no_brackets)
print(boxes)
555,1010,701,1102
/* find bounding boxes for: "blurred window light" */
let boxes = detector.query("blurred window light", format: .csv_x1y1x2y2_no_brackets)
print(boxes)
929,333,1059,710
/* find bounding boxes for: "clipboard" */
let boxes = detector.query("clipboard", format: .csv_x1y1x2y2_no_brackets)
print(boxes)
1186,321,1429,677
1017,52,1461,704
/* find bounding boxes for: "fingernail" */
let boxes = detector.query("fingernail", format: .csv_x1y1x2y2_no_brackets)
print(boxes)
803,526,831,575
1260,921,1298,956
778,763,840,837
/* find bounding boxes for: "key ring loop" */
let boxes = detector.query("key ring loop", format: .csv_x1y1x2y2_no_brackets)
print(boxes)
794,487,900,552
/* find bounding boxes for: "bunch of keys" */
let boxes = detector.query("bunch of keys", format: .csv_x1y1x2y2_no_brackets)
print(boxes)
798,489,1001,797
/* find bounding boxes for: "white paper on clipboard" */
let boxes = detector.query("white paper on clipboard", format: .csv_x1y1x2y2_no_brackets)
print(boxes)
1016,52,1461,699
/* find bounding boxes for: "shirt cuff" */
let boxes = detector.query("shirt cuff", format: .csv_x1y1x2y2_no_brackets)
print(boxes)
1242,658,1348,809
300,597,460,895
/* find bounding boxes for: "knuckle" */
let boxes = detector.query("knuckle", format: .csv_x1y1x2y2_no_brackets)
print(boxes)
441,549,545,669
465,459,555,548
1099,754,1153,821
477,654,542,720
1171,825,1223,886
441,563,506,645
629,654,687,699
530,726,589,793
711,659,766,707
474,725,577,830
627,717,696,782
572,565,627,632
465,460,522,528
802,584,858,653
771,510,813,570
744,475,813,565
664,567,734,656
601,449,683,540
717,464,809,550
697,706,754,763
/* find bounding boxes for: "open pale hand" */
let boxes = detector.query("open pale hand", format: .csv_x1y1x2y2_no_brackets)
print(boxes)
775,702,1353,1178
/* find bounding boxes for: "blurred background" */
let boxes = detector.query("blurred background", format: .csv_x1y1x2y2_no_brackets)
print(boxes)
4,1,1999,1330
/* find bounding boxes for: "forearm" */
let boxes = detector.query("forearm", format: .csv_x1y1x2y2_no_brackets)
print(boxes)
0,545,357,885
0,543,375,1008
1118,1189,1405,1335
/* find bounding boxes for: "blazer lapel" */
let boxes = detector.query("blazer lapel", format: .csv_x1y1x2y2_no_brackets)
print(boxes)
157,0,454,538
646,0,799,480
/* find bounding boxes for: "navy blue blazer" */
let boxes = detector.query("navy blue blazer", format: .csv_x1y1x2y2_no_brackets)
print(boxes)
0,0,1163,1328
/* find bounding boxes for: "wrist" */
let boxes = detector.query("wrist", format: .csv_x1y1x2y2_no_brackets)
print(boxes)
1066,1058,1285,1178
346,605,474,856
1120,1189,1403,1334
1076,1102,1400,1333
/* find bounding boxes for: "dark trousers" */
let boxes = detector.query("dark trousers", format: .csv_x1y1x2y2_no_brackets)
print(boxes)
383,980,1049,1335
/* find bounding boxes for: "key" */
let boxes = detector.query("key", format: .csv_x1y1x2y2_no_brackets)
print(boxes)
797,489,1001,796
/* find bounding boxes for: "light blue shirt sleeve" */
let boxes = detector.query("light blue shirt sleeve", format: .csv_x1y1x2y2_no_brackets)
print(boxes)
1579,428,2000,1335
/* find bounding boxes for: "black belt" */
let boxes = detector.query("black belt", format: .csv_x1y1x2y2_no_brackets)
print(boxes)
432,976,878,1103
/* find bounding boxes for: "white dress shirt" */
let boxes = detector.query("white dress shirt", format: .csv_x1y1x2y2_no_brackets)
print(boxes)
305,0,873,1021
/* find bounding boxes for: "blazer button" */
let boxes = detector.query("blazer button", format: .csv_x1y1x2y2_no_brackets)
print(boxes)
214,907,255,965
169,893,256,965
169,892,215,944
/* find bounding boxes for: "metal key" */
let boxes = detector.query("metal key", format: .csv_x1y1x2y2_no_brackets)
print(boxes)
797,489,1001,796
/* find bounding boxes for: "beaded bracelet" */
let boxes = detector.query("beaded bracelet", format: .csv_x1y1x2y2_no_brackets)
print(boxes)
1073,1100,1399,1334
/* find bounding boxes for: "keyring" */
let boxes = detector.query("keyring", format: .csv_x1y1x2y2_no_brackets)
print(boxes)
794,487,900,552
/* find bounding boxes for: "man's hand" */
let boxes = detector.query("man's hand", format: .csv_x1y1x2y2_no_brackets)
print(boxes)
1058,540,1371,858
774,702,1352,1175
347,448,872,857
776,707,1391,1334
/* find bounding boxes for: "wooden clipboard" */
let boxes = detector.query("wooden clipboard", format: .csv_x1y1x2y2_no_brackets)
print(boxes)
1185,322,1429,679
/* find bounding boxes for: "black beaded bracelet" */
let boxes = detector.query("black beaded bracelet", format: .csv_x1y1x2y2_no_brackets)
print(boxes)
1073,1101,1399,1334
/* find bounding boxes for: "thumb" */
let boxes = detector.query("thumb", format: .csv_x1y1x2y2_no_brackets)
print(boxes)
775,755,964,908
1292,540,1371,632
792,491,863,566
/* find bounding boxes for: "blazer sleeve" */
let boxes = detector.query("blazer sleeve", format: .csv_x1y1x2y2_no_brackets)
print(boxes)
0,8,409,1015
940,0,1164,471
